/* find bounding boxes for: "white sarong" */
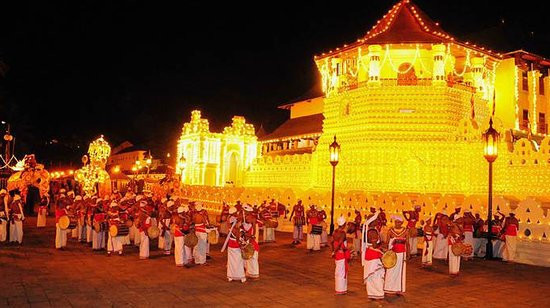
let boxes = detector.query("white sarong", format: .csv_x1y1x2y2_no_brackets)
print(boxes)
422,239,433,266
449,245,461,275
107,234,123,253
408,236,418,255
307,234,321,251
139,231,149,259
0,220,7,242
193,232,207,264
433,233,448,260
10,221,23,244
245,251,259,278
227,247,246,281
364,259,385,299
55,223,67,248
37,210,47,227
335,258,347,294
263,227,275,242
464,231,474,258
474,237,487,257
503,235,517,262
174,236,184,266
384,252,406,294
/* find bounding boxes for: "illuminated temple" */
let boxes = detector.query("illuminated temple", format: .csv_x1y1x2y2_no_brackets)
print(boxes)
177,0,550,264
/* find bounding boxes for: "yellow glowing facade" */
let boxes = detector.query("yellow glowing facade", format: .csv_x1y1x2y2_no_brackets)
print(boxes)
176,110,257,187
75,136,111,196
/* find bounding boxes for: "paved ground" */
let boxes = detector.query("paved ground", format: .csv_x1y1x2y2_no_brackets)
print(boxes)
1,218,549,307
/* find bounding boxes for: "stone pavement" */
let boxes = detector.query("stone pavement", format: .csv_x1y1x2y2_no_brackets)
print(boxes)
1,218,550,307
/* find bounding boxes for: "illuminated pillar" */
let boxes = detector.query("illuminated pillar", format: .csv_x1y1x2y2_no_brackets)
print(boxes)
432,44,446,87
471,57,484,92
528,69,540,134
367,45,382,87
331,57,342,89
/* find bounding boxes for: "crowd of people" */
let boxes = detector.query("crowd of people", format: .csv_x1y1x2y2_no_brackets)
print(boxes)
0,186,520,300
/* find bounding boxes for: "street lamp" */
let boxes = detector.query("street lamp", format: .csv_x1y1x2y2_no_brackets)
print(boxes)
329,135,340,235
483,117,499,260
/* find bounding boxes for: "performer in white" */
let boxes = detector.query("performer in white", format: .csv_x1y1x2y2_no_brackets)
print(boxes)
9,195,25,244
37,196,48,228
333,215,349,295
448,226,462,276
421,217,434,267
0,189,8,242
193,202,209,265
107,202,123,256
433,211,449,260
384,216,408,295
224,208,246,283
361,211,384,300
502,211,519,262
158,201,173,255
138,201,151,260
55,196,68,249
242,206,260,279
173,206,186,267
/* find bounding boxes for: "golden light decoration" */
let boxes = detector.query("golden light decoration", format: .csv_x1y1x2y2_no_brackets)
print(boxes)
88,135,111,166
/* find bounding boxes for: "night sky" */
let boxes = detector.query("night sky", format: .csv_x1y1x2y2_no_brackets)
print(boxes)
1,0,549,167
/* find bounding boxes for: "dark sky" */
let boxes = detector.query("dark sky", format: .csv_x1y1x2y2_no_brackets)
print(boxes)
1,0,549,167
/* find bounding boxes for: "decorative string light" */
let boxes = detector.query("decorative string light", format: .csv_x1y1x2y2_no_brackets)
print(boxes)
532,70,538,134
514,66,520,130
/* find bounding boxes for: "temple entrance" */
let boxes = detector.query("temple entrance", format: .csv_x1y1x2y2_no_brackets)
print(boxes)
397,63,418,85
224,151,240,187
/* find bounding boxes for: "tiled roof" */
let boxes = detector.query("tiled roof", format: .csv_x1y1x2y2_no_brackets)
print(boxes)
259,114,324,141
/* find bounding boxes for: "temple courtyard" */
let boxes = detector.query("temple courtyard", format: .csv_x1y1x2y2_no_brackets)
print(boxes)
1,218,549,307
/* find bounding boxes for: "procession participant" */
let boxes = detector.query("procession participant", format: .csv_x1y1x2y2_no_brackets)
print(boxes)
491,212,505,258
352,209,362,255
174,206,194,267
433,211,450,260
37,196,48,228
318,208,328,247
226,207,246,283
92,199,107,251
193,202,209,265
218,202,230,236
501,211,519,263
384,216,409,296
243,205,260,279
259,203,275,243
84,196,93,244
118,198,131,246
107,201,124,256
158,201,174,255
403,205,420,256
422,217,435,267
138,200,152,260
332,215,350,295
55,196,68,249
361,210,384,299
462,211,475,260
0,189,8,242
74,196,85,241
8,195,25,244
473,213,486,257
450,207,461,221
289,200,306,245
448,223,464,276
306,205,321,252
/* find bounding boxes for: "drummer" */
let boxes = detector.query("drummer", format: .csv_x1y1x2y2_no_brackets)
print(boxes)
289,200,305,245
318,208,328,248
384,215,409,296
243,205,260,279
107,201,124,256
174,205,193,267
306,205,321,252
158,201,174,256
37,195,48,228
92,198,107,251
332,215,350,295
448,222,464,276
0,189,7,242
219,202,230,236
259,203,275,243
403,205,420,256
193,202,209,265
226,207,246,283
138,200,152,260
422,217,434,267
55,195,68,250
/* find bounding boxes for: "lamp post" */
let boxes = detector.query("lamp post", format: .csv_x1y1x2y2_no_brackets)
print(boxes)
329,135,340,235
483,117,499,260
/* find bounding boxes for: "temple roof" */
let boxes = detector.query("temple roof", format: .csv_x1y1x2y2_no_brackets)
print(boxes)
363,0,452,44
259,113,324,142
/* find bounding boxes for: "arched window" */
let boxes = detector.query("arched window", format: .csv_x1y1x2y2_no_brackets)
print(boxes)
397,63,418,86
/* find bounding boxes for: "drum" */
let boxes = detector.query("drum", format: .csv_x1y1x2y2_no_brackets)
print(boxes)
109,225,118,237
207,228,219,245
451,243,464,256
148,225,160,239
382,251,397,269
264,220,278,228
117,225,130,237
68,220,77,230
241,243,255,260
184,233,198,247
270,211,279,218
311,224,323,235
58,215,70,230
461,243,473,256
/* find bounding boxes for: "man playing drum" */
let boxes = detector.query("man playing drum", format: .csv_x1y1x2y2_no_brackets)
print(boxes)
174,206,194,267
92,199,107,251
259,204,275,243
158,201,174,255
306,205,321,252
433,211,450,260
361,210,385,300
318,209,328,248
502,211,519,263
55,195,68,250
289,200,305,245
422,217,434,267
226,207,246,283
107,201,124,256
193,202,209,265
448,222,464,276
384,215,409,296
242,205,260,279
332,215,350,295
403,205,420,256
138,200,152,260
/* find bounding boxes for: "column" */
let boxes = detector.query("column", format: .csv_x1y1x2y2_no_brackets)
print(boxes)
367,45,382,87
432,44,446,87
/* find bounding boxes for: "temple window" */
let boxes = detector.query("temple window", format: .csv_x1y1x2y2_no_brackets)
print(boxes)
522,71,529,91
540,75,545,95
